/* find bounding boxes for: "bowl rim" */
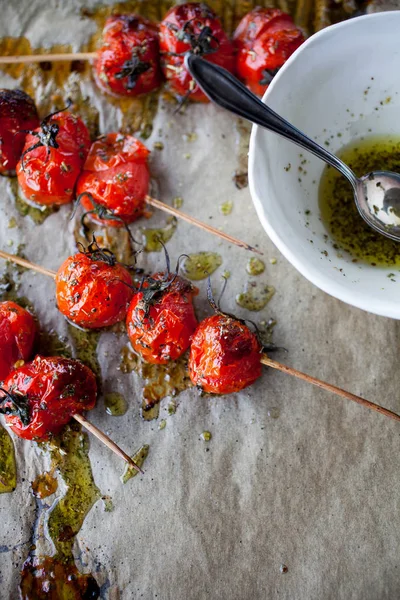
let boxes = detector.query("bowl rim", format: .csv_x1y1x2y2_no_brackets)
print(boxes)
248,11,400,320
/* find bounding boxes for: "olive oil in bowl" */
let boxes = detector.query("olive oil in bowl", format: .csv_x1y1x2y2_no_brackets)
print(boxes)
319,136,400,266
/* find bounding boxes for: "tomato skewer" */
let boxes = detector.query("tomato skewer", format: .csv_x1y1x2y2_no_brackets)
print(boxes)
75,132,261,255
0,249,399,424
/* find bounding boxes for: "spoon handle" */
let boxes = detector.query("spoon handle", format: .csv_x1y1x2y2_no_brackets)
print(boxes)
185,55,358,187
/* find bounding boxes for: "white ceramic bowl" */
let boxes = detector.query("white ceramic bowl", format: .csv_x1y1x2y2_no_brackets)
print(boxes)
249,12,400,319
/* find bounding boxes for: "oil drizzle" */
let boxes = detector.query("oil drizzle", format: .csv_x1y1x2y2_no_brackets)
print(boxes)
121,444,149,484
0,426,16,493
120,346,192,419
235,281,275,311
181,252,222,281
31,471,58,499
20,423,101,598
246,257,265,276
104,392,128,416
140,216,178,252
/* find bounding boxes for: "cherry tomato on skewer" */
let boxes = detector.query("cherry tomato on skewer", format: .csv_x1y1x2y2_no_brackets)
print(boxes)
0,301,37,382
0,89,39,176
127,270,198,364
95,14,162,97
233,8,305,96
55,237,134,329
159,2,234,102
16,107,91,206
76,133,150,226
0,356,97,441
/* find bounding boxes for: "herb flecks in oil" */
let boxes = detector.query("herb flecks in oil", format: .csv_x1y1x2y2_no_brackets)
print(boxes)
104,392,128,416
236,281,275,311
0,426,16,493
319,136,400,266
120,346,191,420
181,252,222,281
121,444,149,483
141,216,178,252
246,257,265,276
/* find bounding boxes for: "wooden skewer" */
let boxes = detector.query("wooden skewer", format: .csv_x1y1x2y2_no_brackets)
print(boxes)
0,52,96,65
0,250,56,278
73,413,143,473
145,195,262,255
261,355,400,423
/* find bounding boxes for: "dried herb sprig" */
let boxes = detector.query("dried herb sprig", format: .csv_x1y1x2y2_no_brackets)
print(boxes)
20,99,72,170
0,387,31,426
115,52,151,90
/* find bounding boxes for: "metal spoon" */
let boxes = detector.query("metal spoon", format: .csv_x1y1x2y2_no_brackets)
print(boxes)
185,54,400,242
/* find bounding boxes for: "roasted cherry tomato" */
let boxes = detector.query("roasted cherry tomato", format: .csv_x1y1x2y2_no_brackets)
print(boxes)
95,14,162,97
159,2,234,102
233,8,305,96
16,109,91,206
0,89,39,176
55,239,134,329
0,356,97,441
189,314,262,394
126,272,198,364
0,301,37,382
76,133,150,226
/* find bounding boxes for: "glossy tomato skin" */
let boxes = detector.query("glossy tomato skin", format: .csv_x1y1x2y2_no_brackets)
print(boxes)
233,8,305,96
16,112,91,206
159,3,234,102
1,356,97,441
0,301,37,382
76,133,150,226
126,273,198,364
0,89,39,176
189,314,262,394
95,14,162,97
55,251,134,329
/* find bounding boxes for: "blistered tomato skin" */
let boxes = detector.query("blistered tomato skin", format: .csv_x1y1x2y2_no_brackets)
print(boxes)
233,8,305,96
55,252,134,329
95,14,162,97
1,356,97,441
0,301,37,382
159,2,234,102
16,111,91,206
0,89,39,176
76,133,150,226
126,273,198,364
189,314,262,394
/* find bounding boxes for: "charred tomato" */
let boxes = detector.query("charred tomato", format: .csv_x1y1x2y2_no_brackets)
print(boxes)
126,272,198,364
189,314,262,394
95,14,162,97
233,8,305,96
159,2,234,102
0,355,97,441
76,133,150,226
0,301,37,382
55,239,134,329
16,109,91,206
0,89,39,176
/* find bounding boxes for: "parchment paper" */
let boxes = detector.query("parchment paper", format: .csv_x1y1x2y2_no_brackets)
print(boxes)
1,2,400,599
